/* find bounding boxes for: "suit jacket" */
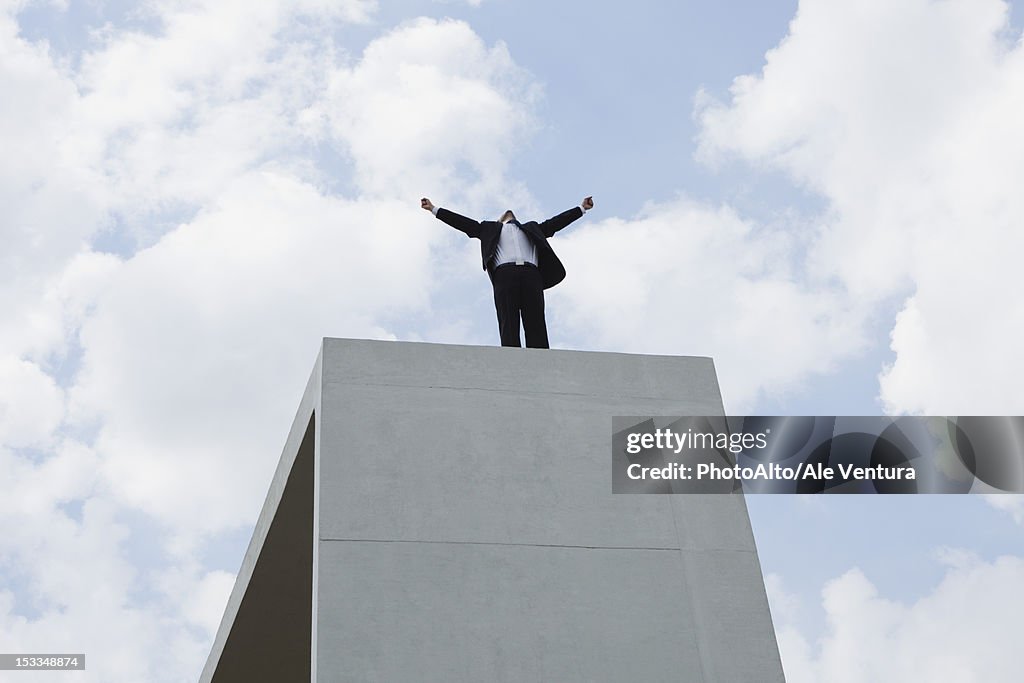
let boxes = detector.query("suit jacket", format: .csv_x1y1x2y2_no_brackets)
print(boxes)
435,206,584,289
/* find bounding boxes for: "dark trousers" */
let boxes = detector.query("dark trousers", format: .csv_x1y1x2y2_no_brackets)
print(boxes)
489,264,549,348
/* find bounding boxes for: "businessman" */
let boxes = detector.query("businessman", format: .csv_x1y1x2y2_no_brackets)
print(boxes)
421,196,594,348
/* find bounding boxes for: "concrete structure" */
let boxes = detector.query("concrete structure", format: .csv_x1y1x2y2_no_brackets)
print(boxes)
200,338,785,682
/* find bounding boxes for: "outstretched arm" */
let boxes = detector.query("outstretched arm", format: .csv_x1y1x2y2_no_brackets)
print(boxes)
421,197,482,238
539,195,594,238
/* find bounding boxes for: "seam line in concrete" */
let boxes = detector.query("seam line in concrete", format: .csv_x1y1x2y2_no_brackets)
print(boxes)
323,379,703,401
320,538,759,552
320,537,680,551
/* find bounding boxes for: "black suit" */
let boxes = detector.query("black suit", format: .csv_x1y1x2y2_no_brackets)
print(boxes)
435,205,584,347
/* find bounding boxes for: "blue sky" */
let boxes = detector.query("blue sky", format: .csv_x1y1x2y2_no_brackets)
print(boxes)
2,0,1024,680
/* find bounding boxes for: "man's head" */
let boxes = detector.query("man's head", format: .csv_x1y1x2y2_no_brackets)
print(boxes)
499,209,517,224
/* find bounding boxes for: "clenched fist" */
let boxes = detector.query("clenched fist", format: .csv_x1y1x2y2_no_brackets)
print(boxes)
582,196,594,210
421,197,435,211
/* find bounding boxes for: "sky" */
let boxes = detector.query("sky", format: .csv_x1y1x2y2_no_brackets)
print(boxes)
1,0,1024,680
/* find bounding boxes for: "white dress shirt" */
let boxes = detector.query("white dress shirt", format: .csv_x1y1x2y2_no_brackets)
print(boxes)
493,219,538,266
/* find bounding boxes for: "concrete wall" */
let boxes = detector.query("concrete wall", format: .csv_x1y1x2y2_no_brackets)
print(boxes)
202,338,785,682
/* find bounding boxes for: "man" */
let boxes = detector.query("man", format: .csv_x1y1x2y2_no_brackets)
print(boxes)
421,195,594,348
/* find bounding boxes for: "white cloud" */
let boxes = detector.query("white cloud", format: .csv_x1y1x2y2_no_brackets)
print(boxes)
0,441,97,525
187,571,236,635
434,0,485,7
73,1,356,221
168,566,236,636
770,553,1024,682
983,494,1024,525
0,357,64,448
695,0,1024,413
320,17,540,206
554,197,866,409
0,10,110,361
0,448,203,682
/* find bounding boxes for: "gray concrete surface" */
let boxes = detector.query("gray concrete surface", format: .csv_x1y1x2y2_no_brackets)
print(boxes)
201,338,786,682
